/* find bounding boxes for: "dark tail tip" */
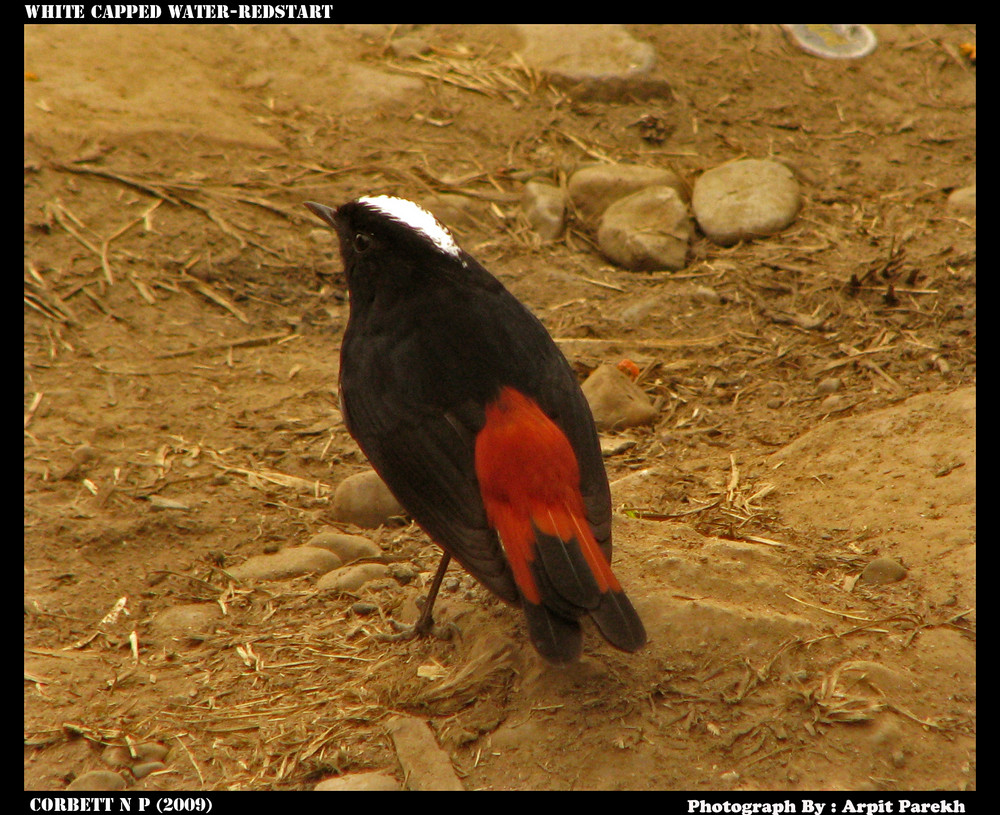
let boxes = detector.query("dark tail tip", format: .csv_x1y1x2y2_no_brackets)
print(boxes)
522,601,583,665
589,590,647,653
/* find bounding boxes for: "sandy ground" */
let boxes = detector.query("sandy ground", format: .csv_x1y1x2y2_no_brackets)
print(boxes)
24,24,975,791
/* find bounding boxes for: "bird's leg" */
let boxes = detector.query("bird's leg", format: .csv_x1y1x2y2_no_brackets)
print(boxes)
413,551,451,635
380,552,459,642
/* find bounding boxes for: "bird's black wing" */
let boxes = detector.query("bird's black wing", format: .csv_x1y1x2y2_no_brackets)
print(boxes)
339,330,520,605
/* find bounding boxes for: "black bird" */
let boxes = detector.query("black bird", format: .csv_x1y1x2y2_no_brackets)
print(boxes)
306,195,646,664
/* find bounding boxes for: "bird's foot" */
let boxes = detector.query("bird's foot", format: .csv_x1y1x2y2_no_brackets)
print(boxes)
377,617,460,643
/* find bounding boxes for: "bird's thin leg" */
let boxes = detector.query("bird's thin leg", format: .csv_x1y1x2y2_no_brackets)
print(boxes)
413,551,451,635
379,552,458,642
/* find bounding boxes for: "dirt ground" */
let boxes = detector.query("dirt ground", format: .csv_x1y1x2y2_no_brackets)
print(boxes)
24,24,975,791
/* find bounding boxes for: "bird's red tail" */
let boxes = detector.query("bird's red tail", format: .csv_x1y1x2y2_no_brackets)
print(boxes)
474,387,646,663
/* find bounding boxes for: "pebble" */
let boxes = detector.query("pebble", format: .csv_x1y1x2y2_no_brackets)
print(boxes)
819,394,848,412
317,562,391,592
103,742,169,769
133,742,169,763
102,746,133,768
598,186,691,271
522,180,565,241
692,285,723,306
388,563,419,584
859,557,907,585
305,530,381,564
618,295,661,324
332,470,406,528
240,69,272,90
67,771,127,791
131,761,167,779
514,24,670,102
946,184,976,214
72,444,101,464
150,603,222,642
581,364,657,430
600,436,637,457
568,163,685,223
315,771,401,791
228,546,342,581
692,159,801,246
389,35,431,59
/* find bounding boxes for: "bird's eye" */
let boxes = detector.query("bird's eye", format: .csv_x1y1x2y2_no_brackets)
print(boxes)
353,233,372,253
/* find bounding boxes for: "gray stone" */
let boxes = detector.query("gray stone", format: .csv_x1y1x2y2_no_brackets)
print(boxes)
332,470,406,528
67,771,127,791
315,771,401,791
101,746,133,769
820,394,848,412
514,24,670,101
598,186,692,271
150,603,222,641
859,557,908,585
618,296,662,324
240,70,273,90
228,547,342,581
692,285,723,305
102,741,169,769
133,742,170,763
582,364,658,430
692,159,801,246
389,35,432,59
947,185,976,214
305,530,381,564
316,563,391,592
568,164,685,223
132,762,167,779
522,181,566,240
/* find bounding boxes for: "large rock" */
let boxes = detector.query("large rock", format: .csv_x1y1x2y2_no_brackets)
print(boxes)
692,159,801,246
569,164,685,223
316,563,391,592
597,186,691,271
305,530,381,564
228,547,342,581
150,603,223,642
315,771,401,791
332,470,406,528
582,364,658,430
514,24,671,101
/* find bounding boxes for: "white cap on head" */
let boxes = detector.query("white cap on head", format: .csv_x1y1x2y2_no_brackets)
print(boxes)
359,195,462,260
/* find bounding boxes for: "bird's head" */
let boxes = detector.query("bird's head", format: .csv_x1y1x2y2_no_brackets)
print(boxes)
306,196,469,297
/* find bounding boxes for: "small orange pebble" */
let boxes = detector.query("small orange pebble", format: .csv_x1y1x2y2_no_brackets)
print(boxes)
959,42,976,64
616,358,640,381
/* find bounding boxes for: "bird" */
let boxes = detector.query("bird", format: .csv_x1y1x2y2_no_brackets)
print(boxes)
305,195,646,664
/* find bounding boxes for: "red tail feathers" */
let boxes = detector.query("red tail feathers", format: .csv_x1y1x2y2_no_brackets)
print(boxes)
474,387,645,662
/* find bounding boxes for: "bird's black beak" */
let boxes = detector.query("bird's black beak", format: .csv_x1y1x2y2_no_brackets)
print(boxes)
305,201,338,227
